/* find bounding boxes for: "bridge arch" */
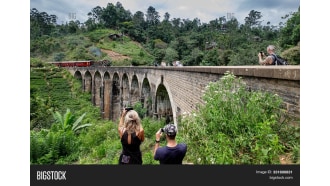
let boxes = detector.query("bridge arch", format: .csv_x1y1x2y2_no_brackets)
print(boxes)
103,72,111,119
141,77,152,117
131,75,140,107
153,74,178,125
112,73,120,120
67,66,300,126
94,71,102,106
122,73,130,108
74,71,82,83
84,71,92,93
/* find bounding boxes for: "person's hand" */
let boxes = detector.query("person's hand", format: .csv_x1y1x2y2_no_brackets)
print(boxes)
121,108,127,118
155,128,162,141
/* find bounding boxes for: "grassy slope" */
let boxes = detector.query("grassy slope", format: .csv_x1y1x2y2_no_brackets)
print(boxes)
33,29,155,65
30,64,164,164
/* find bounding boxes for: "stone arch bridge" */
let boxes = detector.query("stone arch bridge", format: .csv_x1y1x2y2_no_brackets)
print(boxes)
67,66,300,125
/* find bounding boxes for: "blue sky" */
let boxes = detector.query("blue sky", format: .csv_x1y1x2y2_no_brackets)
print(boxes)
30,0,300,26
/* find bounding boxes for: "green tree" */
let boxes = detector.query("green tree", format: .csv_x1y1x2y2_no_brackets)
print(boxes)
86,6,104,31
184,47,203,66
244,10,263,28
133,11,146,28
133,102,147,119
163,47,178,63
279,7,300,49
146,6,160,26
201,48,220,66
115,1,132,25
219,50,233,66
67,20,81,34
101,3,118,28
30,8,57,40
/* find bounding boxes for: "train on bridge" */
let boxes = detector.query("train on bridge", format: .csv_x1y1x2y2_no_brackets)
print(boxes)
49,60,111,67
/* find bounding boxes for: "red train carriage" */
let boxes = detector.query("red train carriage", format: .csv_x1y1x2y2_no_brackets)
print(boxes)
75,61,94,67
49,61,95,67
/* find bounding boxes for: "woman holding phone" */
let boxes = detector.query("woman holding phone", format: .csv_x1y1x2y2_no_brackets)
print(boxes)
118,107,145,164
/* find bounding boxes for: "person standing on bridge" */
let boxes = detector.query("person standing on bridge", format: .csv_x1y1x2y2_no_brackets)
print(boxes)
153,124,187,164
258,45,277,65
118,108,145,164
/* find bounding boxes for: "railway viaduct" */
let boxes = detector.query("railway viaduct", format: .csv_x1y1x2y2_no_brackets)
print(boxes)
66,66,300,125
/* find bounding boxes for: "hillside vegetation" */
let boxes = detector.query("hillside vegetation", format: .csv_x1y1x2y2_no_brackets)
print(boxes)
30,64,166,164
30,65,299,164
30,3,300,165
31,29,155,66
30,4,300,65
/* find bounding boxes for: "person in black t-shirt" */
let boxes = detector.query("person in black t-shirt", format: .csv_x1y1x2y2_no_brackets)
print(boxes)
153,124,187,164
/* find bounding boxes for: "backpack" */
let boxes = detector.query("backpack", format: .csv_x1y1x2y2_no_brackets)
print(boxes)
271,54,289,65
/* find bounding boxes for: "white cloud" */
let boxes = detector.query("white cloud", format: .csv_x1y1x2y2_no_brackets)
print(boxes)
30,0,299,25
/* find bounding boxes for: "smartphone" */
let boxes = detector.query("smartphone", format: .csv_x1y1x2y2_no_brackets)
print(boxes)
125,107,133,111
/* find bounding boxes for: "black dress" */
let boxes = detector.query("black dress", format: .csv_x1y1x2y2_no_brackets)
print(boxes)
119,131,143,164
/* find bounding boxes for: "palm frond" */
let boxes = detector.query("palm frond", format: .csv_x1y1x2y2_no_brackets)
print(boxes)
52,111,63,125
72,113,86,130
63,109,72,130
73,124,93,132
72,113,93,132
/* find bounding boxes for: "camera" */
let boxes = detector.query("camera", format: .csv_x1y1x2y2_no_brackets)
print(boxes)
160,124,176,136
125,107,133,111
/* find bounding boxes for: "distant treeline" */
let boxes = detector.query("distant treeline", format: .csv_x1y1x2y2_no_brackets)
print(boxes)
30,2,300,65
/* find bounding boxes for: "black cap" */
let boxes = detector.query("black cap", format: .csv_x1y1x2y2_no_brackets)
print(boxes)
164,124,177,136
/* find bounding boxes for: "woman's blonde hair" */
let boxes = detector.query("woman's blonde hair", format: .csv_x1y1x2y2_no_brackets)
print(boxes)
124,110,142,134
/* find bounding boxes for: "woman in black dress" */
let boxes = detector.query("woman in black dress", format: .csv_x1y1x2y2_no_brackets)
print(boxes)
118,108,145,164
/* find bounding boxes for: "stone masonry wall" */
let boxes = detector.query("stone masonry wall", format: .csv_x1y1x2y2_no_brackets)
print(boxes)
68,66,300,125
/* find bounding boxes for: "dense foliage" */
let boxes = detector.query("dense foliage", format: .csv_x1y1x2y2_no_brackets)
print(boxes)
180,72,299,164
30,62,100,129
30,64,166,164
30,66,299,164
30,2,300,165
30,3,300,65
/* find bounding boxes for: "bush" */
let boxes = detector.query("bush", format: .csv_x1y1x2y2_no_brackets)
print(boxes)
30,58,45,67
180,72,298,164
281,43,300,65
53,52,66,61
